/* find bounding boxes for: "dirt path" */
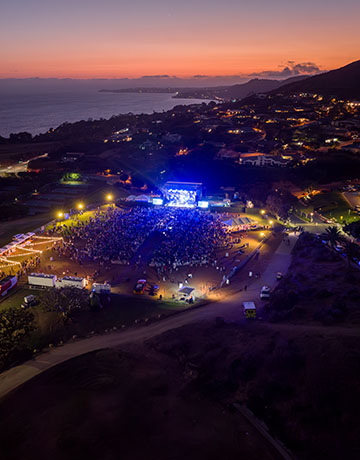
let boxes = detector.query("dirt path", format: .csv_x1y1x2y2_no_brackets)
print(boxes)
0,233,305,401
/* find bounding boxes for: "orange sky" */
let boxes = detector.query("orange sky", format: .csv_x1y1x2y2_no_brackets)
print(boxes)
1,0,359,79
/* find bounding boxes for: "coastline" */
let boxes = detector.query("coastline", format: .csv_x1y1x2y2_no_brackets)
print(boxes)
0,91,211,137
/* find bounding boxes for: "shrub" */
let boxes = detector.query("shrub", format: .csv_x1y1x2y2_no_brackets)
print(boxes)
0,307,35,369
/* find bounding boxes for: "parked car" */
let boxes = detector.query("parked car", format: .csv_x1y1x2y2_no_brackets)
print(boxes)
133,279,147,294
148,284,159,296
260,285,271,299
21,294,37,309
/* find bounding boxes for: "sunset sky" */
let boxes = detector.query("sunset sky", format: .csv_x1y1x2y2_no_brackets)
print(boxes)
1,0,359,79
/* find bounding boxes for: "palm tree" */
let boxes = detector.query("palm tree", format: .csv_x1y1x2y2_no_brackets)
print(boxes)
322,226,344,249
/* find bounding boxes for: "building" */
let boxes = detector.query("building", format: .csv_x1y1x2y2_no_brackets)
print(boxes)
239,153,290,167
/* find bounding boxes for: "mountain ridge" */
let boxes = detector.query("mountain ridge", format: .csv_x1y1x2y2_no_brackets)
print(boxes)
273,60,360,99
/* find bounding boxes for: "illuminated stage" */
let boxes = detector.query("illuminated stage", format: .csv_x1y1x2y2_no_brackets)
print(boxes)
162,181,204,208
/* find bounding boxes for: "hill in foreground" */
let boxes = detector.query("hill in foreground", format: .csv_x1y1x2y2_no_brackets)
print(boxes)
0,347,283,460
1,233,359,460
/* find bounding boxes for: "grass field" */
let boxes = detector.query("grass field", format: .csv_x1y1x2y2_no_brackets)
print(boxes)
0,287,34,312
0,284,200,363
0,283,194,327
0,213,53,247
297,191,360,224
48,204,115,231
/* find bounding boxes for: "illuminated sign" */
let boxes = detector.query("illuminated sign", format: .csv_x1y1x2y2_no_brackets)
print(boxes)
198,201,209,209
152,198,163,205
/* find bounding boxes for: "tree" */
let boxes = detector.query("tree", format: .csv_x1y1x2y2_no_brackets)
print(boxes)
343,241,360,269
9,132,33,144
39,288,89,320
265,189,296,220
322,226,344,249
0,308,34,365
344,221,360,239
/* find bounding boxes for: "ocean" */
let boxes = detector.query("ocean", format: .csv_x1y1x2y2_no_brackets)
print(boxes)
0,87,204,137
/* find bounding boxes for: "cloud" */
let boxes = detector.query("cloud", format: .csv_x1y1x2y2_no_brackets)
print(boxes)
140,74,171,79
250,61,323,78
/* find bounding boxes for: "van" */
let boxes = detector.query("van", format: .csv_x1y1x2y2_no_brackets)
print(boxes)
260,285,271,299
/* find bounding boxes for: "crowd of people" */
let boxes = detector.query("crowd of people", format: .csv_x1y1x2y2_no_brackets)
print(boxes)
150,208,231,269
53,206,157,265
52,205,232,270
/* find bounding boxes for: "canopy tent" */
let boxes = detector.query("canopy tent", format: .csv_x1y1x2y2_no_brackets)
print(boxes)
221,216,256,231
178,287,194,296
135,194,151,202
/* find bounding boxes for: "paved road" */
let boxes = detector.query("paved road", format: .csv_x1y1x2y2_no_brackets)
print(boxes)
290,213,328,234
343,191,360,209
0,235,297,400
0,153,48,176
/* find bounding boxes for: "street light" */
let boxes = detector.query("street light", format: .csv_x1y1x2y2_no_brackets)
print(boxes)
57,211,64,219
269,220,274,225
77,203,84,210
260,209,266,215
106,193,113,202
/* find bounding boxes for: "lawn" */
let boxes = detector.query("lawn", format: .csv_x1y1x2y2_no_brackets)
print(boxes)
0,285,200,353
0,213,53,247
0,287,34,312
47,206,108,231
297,191,360,225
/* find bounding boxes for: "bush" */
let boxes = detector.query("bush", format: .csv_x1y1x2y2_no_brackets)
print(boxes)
228,356,258,382
273,340,305,371
270,289,299,311
0,307,35,369
314,305,346,323
38,288,89,319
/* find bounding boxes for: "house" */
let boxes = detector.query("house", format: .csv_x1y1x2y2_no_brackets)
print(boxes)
239,153,290,167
